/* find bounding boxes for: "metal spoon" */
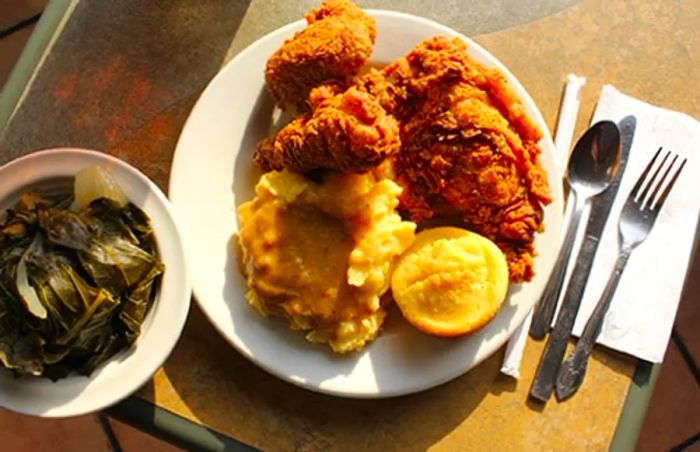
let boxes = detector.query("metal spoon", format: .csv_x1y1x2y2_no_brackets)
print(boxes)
530,121,621,340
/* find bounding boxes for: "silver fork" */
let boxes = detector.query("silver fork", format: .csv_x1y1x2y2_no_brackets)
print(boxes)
555,147,687,401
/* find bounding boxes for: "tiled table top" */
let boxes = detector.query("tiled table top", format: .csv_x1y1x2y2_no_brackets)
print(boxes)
0,0,698,450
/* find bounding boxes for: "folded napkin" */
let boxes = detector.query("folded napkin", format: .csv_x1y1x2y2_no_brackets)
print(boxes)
571,85,700,363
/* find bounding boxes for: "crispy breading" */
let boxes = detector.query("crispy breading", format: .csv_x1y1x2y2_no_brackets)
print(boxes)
259,32,552,280
254,86,400,173
384,37,546,146
264,0,376,111
307,68,405,114
382,36,478,120
390,37,552,282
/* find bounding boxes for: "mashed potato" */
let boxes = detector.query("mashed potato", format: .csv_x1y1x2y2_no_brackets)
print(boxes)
391,227,509,337
238,170,415,353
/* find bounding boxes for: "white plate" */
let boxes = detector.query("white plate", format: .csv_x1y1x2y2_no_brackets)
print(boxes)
0,148,191,417
169,10,564,398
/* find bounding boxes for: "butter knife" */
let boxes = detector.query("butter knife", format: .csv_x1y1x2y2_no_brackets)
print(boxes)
529,115,636,402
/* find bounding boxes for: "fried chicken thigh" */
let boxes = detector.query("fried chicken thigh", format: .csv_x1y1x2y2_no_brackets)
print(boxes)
264,0,376,112
390,37,552,282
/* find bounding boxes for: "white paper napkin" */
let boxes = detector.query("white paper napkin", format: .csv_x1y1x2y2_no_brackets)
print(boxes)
571,85,700,363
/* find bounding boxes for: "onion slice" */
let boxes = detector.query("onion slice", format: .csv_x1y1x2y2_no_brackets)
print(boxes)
74,165,128,209
16,237,47,319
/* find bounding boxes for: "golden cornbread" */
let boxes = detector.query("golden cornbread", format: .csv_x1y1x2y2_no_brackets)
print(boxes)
238,170,415,353
390,227,509,337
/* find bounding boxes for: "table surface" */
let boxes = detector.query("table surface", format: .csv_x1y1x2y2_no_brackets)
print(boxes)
1,0,698,450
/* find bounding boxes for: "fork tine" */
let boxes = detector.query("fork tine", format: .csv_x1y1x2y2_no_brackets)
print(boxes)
630,147,663,199
645,154,678,210
638,150,670,205
652,157,687,211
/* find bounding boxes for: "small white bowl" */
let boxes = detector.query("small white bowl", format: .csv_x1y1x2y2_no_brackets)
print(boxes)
0,148,191,417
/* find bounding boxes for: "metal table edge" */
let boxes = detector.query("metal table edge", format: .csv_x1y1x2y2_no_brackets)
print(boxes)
0,2,659,451
0,0,75,134
609,361,660,452
610,209,700,452
105,397,256,451
610,212,700,452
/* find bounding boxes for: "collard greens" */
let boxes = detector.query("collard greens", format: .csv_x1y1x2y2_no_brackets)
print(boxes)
0,192,164,380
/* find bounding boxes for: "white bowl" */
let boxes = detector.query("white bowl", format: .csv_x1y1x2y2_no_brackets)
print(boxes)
0,148,191,417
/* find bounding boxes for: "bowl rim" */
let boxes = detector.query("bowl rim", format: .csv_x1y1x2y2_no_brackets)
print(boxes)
0,147,192,417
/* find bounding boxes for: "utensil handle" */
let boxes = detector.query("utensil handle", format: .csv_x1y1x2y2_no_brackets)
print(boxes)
578,247,631,349
530,191,585,339
530,303,577,401
555,232,599,323
555,248,632,400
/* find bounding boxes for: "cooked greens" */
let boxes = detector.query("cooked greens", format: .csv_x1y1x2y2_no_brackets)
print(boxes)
0,174,164,380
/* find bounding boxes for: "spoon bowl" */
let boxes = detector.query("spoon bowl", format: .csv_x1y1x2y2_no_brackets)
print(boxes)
568,121,621,195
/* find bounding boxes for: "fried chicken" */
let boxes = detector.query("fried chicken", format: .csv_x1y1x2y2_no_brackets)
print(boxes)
254,85,400,173
383,36,545,146
264,0,376,112
390,37,552,282
258,31,551,280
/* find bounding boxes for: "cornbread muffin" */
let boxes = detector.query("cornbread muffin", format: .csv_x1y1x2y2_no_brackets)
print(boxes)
390,227,509,337
238,170,415,353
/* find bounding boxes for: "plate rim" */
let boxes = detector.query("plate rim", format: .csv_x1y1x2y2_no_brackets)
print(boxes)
169,9,564,398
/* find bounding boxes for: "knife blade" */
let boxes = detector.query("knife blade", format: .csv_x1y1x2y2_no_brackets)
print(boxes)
529,115,637,402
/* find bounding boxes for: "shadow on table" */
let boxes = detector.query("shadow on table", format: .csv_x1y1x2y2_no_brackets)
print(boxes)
110,380,252,451
152,304,513,450
1,0,253,167
144,305,639,450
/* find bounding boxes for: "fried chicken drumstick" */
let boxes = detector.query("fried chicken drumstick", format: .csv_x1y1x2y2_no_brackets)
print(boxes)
264,0,376,112
254,85,400,173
